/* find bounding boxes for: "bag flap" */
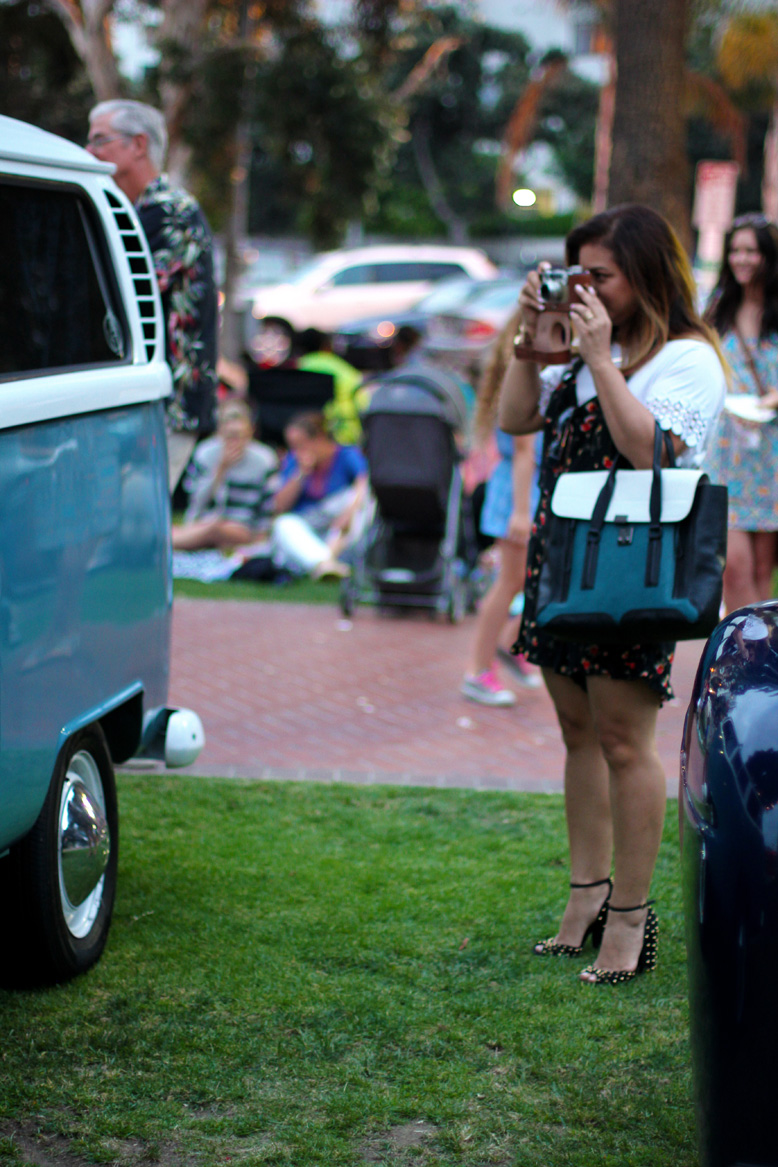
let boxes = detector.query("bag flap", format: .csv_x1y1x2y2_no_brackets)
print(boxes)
550,469,706,523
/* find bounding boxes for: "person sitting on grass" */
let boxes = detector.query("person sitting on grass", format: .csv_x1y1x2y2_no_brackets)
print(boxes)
271,411,369,579
295,328,368,447
173,399,277,551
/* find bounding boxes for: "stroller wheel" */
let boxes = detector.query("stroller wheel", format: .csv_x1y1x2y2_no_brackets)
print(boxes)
340,579,356,618
465,576,478,614
447,576,466,624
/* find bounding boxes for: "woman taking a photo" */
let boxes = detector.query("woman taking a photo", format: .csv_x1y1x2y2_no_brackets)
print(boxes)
704,213,778,611
499,204,726,984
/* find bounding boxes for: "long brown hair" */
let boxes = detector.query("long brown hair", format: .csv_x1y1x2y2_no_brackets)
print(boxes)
473,305,522,444
566,204,723,370
704,213,778,339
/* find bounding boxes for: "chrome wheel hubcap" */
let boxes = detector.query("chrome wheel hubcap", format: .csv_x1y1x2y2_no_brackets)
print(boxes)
57,750,110,938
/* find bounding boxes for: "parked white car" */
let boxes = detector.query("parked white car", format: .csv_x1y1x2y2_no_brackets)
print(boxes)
422,278,525,386
245,244,498,364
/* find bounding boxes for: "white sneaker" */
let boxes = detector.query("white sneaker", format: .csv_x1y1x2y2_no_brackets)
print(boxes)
461,668,517,706
496,647,542,689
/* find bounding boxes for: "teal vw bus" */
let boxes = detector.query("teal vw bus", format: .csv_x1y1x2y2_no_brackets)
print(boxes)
0,116,204,986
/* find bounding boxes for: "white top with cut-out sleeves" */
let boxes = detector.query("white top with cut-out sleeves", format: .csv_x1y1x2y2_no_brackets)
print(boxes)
539,339,726,467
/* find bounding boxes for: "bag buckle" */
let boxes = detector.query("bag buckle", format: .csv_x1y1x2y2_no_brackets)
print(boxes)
614,514,633,546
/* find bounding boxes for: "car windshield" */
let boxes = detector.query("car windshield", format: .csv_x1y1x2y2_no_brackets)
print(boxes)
464,282,522,310
413,278,478,314
283,256,333,285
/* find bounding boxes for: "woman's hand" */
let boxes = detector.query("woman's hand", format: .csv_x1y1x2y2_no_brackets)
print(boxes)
569,283,612,369
516,263,550,343
295,449,317,475
218,437,246,473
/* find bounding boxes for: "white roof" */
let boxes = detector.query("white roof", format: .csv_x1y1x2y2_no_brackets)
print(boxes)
0,115,113,174
314,244,492,266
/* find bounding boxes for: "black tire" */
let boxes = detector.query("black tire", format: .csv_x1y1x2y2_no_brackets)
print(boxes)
0,725,118,988
448,576,466,624
465,577,478,614
340,580,356,617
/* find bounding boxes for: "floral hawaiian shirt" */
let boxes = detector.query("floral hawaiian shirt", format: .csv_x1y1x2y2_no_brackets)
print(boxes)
135,175,218,433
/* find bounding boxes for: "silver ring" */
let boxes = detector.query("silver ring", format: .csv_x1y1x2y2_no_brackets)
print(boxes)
585,310,594,321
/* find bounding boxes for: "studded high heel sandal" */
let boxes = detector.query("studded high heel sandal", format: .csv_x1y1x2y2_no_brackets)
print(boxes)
533,877,613,957
580,902,658,985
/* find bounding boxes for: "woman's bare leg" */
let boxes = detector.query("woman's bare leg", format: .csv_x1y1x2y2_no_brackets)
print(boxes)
724,529,759,611
466,539,526,675
172,519,253,551
541,670,612,946
496,614,521,655
581,675,666,978
752,530,778,601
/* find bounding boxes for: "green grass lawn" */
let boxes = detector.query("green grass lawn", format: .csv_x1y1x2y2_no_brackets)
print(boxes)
0,780,696,1167
174,576,342,604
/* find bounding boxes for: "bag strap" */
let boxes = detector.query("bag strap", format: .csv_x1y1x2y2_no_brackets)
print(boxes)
581,422,672,590
735,326,768,397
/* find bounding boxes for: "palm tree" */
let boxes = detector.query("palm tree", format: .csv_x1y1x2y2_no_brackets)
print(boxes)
495,51,568,210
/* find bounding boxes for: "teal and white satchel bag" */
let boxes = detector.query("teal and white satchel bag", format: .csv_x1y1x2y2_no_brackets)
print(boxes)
536,425,728,644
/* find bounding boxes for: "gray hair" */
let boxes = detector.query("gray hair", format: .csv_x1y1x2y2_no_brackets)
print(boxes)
90,100,168,170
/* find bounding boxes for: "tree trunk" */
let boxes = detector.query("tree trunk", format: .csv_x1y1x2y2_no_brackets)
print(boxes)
44,0,123,99
763,91,778,223
592,54,615,214
608,0,692,251
221,0,255,363
154,0,212,184
412,117,468,243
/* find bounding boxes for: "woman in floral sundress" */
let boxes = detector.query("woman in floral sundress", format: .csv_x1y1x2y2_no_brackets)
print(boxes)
499,205,726,984
704,213,778,611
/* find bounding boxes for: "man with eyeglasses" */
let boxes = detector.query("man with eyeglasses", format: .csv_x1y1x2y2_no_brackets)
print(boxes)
87,100,217,484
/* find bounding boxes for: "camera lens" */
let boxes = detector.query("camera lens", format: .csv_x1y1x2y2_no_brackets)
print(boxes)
540,269,567,303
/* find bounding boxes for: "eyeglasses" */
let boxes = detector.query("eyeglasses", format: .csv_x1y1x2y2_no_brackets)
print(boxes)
86,133,129,150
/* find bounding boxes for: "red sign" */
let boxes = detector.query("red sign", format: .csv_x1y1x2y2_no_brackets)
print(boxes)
693,161,740,230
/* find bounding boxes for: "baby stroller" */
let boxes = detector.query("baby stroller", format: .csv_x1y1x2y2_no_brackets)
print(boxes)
340,366,478,622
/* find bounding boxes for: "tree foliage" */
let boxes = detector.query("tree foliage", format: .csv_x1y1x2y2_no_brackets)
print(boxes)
533,71,599,203
1,0,599,245
363,6,537,238
248,20,394,246
0,0,94,136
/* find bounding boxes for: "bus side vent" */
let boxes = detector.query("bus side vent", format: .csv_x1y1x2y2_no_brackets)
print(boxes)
105,189,159,362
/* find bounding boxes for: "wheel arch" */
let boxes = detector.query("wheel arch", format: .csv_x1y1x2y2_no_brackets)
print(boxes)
61,682,145,766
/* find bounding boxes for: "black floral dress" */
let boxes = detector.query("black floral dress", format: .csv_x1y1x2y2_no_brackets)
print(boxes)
515,362,675,703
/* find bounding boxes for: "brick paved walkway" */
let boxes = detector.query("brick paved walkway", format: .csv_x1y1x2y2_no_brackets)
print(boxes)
165,597,702,794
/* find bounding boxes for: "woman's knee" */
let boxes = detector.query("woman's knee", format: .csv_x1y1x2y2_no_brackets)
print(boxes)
595,723,640,772
544,673,596,751
589,679,660,774
724,533,754,587
553,696,597,752
594,710,661,774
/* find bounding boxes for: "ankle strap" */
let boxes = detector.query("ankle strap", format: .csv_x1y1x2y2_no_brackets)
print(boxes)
608,899,654,913
570,877,612,890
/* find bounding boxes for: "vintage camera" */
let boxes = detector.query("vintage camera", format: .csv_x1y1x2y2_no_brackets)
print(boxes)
515,265,593,364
